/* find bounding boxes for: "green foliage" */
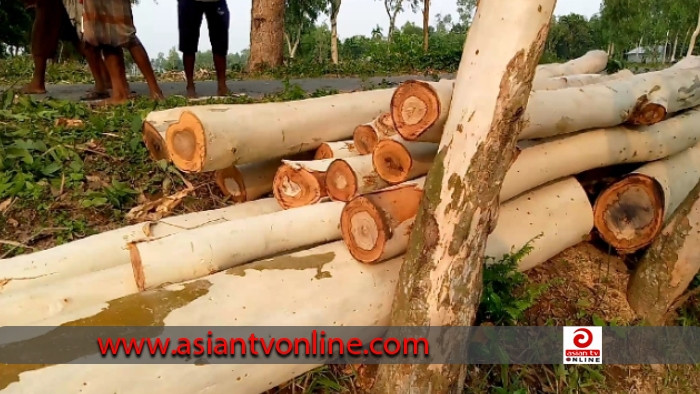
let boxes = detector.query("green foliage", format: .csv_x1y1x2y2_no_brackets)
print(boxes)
0,1,32,56
477,238,548,326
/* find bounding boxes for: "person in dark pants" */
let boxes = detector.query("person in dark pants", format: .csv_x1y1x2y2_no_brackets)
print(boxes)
178,0,230,98
20,0,110,99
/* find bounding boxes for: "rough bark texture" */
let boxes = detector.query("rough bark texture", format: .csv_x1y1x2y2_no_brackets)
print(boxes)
370,1,555,392
422,0,430,52
627,180,700,325
248,0,285,72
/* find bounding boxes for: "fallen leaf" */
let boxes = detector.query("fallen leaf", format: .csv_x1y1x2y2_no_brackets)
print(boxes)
55,118,84,128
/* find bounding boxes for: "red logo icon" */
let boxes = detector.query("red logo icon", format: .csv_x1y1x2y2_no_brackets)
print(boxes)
573,328,593,348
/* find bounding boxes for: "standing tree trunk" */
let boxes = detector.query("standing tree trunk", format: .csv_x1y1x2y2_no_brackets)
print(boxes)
248,0,285,72
331,0,341,64
627,180,700,325
370,1,555,392
688,6,700,57
422,0,430,52
671,32,679,62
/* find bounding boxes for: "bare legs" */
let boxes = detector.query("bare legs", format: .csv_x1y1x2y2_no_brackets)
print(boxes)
125,38,164,100
213,53,229,97
183,53,197,98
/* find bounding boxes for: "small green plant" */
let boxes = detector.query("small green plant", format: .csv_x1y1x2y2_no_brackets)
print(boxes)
477,237,548,326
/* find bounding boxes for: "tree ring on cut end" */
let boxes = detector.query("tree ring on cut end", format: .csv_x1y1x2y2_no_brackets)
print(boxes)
341,197,388,263
391,80,441,140
142,122,169,161
215,166,246,202
273,164,323,209
166,111,207,172
326,159,358,202
593,174,665,254
372,139,412,184
353,124,379,155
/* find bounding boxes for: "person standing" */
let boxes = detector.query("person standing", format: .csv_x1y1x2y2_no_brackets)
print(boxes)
75,0,164,104
178,0,230,98
20,0,110,100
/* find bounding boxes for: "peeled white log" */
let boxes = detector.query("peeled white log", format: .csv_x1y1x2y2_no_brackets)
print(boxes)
142,107,186,161
671,55,700,69
0,198,282,294
165,88,396,172
0,242,403,394
533,69,634,90
500,108,700,202
372,138,437,184
397,67,700,142
389,79,454,141
340,176,593,270
131,201,345,291
214,159,281,203
593,141,700,254
533,50,609,79
313,140,360,160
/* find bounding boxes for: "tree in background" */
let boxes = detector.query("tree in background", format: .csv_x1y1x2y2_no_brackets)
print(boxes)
377,0,405,43
0,1,32,56
408,0,430,52
285,0,326,59
330,0,341,64
249,0,285,71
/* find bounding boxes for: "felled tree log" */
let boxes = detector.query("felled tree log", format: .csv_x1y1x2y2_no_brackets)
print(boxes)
500,108,700,203
214,159,281,203
325,155,388,201
533,49,608,79
352,113,398,154
389,79,454,142
142,107,185,162
0,242,404,393
313,140,360,160
533,69,634,90
272,159,333,209
0,198,282,295
627,180,700,325
341,176,593,270
593,142,700,254
394,67,700,142
165,88,395,172
131,201,344,291
372,138,437,184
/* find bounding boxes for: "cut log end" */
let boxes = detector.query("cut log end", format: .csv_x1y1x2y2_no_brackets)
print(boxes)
326,159,358,202
214,166,247,203
628,102,668,126
273,164,326,209
353,124,379,155
391,80,441,140
340,197,388,263
142,122,169,162
314,143,335,160
593,174,665,254
372,139,413,184
166,111,206,172
128,243,146,291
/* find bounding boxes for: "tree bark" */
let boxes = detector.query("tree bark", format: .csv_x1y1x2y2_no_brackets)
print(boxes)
272,159,333,209
330,0,341,64
0,199,282,295
130,201,344,291
341,176,593,271
353,112,398,154
164,88,396,172
687,6,700,57
395,67,700,142
593,141,700,254
248,0,285,72
0,242,404,394
422,0,430,52
627,180,700,325
314,140,360,160
372,138,437,184
371,1,555,392
326,155,389,201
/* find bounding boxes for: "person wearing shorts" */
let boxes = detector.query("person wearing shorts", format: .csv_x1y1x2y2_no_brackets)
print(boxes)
178,0,230,98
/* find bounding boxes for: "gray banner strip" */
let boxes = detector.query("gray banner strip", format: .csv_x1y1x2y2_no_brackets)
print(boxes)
0,326,697,364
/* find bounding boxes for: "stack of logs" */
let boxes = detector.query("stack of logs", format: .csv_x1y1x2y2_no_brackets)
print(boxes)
2,50,700,393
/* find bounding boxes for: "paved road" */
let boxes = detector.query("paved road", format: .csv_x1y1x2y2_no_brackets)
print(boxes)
31,73,455,101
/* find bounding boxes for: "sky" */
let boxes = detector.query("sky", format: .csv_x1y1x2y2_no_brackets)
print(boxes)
132,0,603,58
